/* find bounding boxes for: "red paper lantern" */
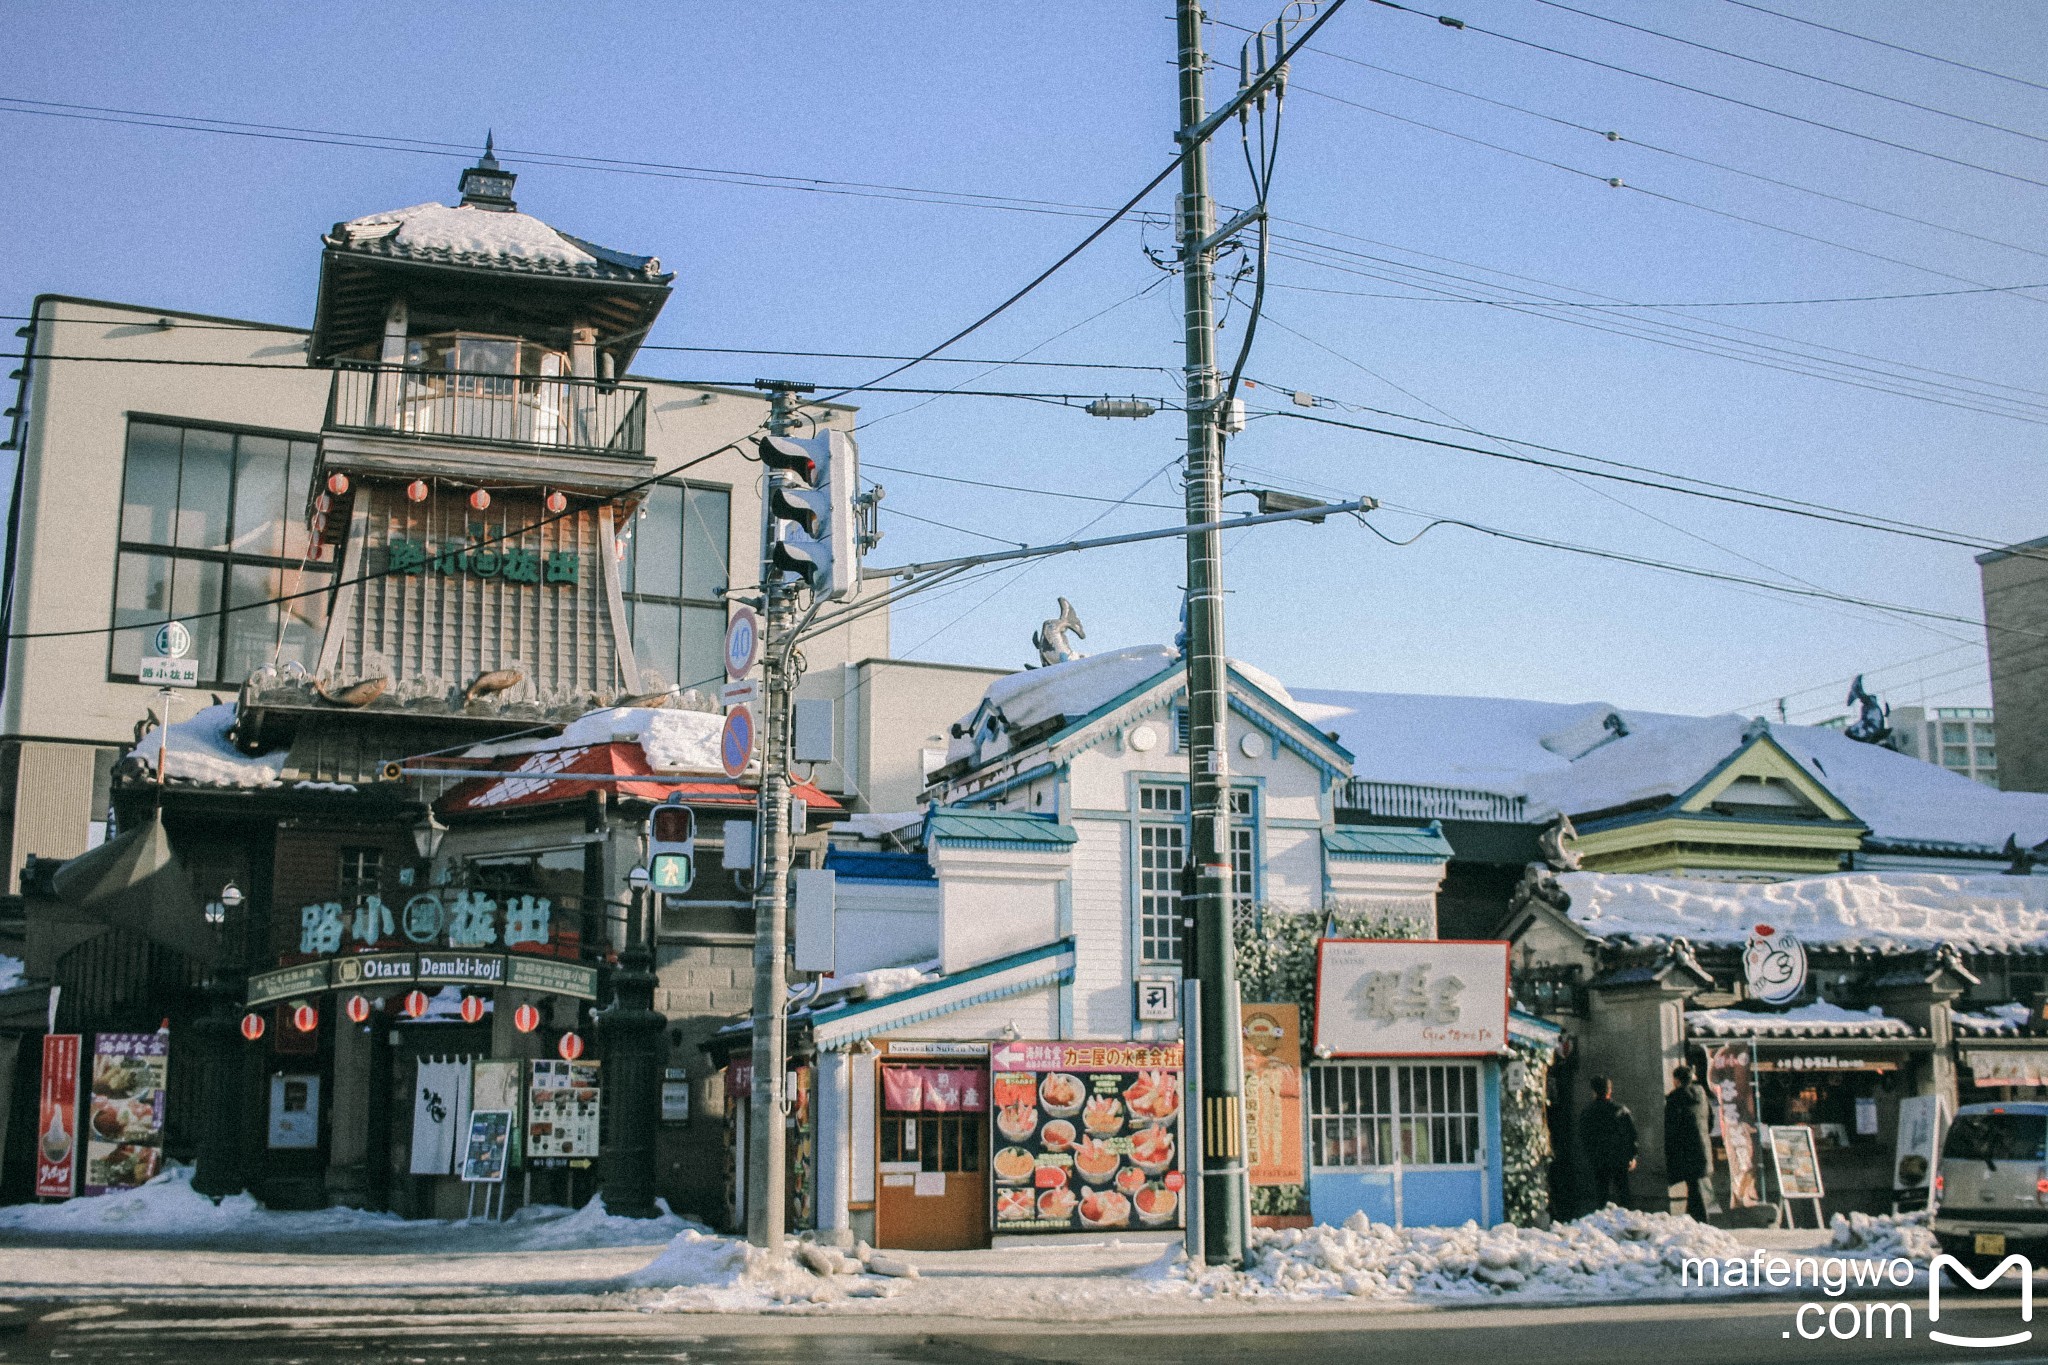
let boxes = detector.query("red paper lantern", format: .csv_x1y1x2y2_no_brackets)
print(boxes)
344,993,371,1024
310,512,327,537
326,472,351,496
403,989,430,1019
513,1002,541,1034
406,479,430,503
291,1003,318,1034
544,489,568,515
557,1031,585,1061
459,995,486,1025
240,1012,266,1042
313,492,333,515
468,488,491,511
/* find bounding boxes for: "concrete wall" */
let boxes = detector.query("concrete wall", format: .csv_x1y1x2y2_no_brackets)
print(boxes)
795,658,1009,813
1980,537,2048,792
929,842,1069,975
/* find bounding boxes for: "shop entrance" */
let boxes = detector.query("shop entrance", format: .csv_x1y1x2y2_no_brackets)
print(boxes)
875,1062,989,1250
1306,1060,1491,1227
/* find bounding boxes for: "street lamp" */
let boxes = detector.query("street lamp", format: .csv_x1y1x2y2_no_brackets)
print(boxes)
203,881,243,927
412,811,447,861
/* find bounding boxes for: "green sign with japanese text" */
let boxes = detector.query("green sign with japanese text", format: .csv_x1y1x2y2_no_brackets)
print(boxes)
382,539,578,586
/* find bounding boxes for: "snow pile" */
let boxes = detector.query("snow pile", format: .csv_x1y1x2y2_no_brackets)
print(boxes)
1831,1210,1937,1263
337,203,598,268
627,1232,907,1311
848,961,941,1001
1559,870,2048,952
124,703,283,788
490,1195,701,1251
550,707,724,773
1953,1001,2033,1036
1154,1207,1743,1302
1688,1002,1913,1038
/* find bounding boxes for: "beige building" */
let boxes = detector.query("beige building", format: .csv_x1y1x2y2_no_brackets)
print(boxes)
1978,536,2048,793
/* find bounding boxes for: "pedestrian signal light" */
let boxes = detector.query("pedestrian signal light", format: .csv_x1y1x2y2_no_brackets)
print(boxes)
646,801,696,893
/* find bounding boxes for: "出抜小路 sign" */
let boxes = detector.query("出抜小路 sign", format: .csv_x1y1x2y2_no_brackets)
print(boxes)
1313,939,1510,1057
383,539,579,586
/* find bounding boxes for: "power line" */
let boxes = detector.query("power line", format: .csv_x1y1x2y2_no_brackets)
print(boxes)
1362,0,2048,192
1259,278,2048,308
1527,0,2048,148
1720,0,2048,99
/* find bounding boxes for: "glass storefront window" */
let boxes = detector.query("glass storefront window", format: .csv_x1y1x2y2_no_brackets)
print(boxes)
110,420,330,686
622,482,730,693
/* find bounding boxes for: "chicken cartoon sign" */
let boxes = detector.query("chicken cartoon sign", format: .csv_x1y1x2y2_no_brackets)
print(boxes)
1743,924,1807,1005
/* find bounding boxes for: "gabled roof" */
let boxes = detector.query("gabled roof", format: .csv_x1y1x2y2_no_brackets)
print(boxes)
1325,824,1454,863
438,740,837,815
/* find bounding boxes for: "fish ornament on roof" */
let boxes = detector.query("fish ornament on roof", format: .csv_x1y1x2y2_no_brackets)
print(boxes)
1537,813,1582,872
1843,674,1893,746
1031,597,1086,668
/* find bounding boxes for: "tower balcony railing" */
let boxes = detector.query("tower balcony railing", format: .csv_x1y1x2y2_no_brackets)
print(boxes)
325,361,647,459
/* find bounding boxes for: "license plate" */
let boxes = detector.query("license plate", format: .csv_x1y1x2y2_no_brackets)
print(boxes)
1976,1233,2007,1257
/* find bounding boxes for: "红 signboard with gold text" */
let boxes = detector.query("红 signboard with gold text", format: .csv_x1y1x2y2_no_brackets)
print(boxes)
1313,940,1510,1058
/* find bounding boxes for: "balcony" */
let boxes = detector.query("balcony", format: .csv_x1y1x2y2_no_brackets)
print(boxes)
325,361,646,460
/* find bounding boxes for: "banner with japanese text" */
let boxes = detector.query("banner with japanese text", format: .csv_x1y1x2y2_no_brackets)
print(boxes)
35,1034,79,1199
1314,940,1510,1057
1704,1042,1761,1208
85,1032,168,1194
1242,1003,1308,1227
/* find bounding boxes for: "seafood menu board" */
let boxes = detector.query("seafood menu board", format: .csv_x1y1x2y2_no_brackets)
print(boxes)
988,1041,1184,1233
85,1033,167,1195
527,1059,601,1167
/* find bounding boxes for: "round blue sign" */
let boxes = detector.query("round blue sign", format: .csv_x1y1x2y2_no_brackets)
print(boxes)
721,705,754,778
724,606,760,679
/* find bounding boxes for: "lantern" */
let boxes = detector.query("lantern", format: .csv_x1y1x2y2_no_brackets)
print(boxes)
313,492,333,515
403,989,430,1019
344,994,371,1025
240,1012,266,1041
459,995,486,1025
557,1031,585,1061
544,489,568,515
406,479,429,503
310,512,327,537
468,488,492,511
291,1003,318,1034
326,472,351,496
513,1002,542,1034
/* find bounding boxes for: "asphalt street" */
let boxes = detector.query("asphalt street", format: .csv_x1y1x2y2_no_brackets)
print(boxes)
8,1294,2048,1365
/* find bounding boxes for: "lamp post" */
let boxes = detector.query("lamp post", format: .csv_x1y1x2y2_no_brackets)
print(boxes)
600,862,663,1218
193,879,249,1200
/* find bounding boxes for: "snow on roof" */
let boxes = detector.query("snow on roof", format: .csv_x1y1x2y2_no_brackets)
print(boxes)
124,703,283,788
337,202,597,268
467,706,724,774
831,811,925,841
1291,688,2048,850
1953,1001,2033,1037
1558,870,2048,953
1687,1002,1915,1038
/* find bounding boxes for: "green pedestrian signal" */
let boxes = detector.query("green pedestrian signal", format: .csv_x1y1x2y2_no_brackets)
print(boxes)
645,801,696,894
649,852,694,891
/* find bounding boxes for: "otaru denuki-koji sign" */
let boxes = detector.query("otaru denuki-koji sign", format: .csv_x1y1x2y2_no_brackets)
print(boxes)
1313,940,1511,1057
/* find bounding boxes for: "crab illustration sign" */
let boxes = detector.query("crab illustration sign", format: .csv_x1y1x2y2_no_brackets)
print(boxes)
1743,924,1807,1005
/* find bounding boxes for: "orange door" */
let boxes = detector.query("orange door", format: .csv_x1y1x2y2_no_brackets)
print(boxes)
875,1066,990,1250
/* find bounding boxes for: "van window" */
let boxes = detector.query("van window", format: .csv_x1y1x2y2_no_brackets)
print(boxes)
1946,1113,2048,1162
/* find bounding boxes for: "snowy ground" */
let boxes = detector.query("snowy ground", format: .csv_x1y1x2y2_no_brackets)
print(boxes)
0,1169,1934,1321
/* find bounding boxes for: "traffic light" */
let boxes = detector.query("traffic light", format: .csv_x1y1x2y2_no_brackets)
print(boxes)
645,799,696,893
756,429,858,602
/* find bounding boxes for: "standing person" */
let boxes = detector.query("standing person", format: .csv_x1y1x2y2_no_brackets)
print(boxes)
1579,1075,1638,1210
1664,1063,1715,1220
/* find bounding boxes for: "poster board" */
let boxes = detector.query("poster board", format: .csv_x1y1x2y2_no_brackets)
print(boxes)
1894,1094,1943,1192
527,1058,601,1167
1767,1123,1825,1198
1314,940,1510,1057
1242,1003,1308,1227
85,1032,168,1194
1704,1043,1761,1208
461,1109,513,1183
35,1034,80,1199
988,1041,1184,1233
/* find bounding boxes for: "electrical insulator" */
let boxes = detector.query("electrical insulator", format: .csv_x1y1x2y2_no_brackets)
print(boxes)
1086,398,1157,420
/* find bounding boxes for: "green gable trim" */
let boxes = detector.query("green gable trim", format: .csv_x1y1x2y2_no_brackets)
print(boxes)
925,807,1078,847
1041,660,1351,778
1576,805,1868,838
1325,822,1453,862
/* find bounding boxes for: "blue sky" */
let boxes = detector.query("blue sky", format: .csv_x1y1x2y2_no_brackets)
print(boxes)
5,1,2046,722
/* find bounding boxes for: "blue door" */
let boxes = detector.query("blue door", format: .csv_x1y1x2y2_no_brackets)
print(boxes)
1305,1059,1502,1227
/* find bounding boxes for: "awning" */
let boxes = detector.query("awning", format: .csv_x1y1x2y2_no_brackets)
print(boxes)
47,814,218,965
1965,1049,2048,1087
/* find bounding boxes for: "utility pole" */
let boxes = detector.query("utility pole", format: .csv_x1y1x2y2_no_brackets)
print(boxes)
746,380,811,1249
1175,0,1250,1268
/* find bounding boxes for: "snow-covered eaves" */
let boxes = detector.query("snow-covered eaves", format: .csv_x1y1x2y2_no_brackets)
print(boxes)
326,203,670,284
1325,823,1453,864
808,939,1075,1050
1953,1002,2034,1038
124,703,284,789
1687,1002,1918,1039
1561,870,2048,955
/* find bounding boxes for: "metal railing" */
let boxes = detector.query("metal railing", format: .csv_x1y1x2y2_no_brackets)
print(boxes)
325,361,647,458
1337,779,1527,823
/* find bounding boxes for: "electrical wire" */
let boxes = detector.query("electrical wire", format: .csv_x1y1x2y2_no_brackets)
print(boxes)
1720,0,2048,98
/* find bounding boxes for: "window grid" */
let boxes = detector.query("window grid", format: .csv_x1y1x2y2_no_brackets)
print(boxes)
1309,1062,1483,1169
1139,822,1186,964
621,482,731,695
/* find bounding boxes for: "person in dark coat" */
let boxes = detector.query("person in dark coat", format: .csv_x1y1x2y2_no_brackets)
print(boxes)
1664,1063,1715,1220
1579,1074,1638,1209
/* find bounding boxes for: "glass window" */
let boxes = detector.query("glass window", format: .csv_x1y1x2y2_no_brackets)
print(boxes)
624,481,731,693
1979,724,1998,744
1945,1112,2047,1163
1311,1062,1483,1168
1139,822,1186,964
1943,722,1969,744
1944,746,1971,768
110,420,331,687
1978,748,1998,768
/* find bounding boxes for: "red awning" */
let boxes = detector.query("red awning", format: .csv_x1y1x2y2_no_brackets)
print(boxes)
435,741,839,815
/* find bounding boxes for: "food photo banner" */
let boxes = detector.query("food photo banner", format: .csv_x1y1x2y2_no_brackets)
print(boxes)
85,1032,168,1195
988,1041,1184,1234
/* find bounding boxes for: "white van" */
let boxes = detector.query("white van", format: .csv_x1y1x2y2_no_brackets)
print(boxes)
1934,1102,2048,1273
